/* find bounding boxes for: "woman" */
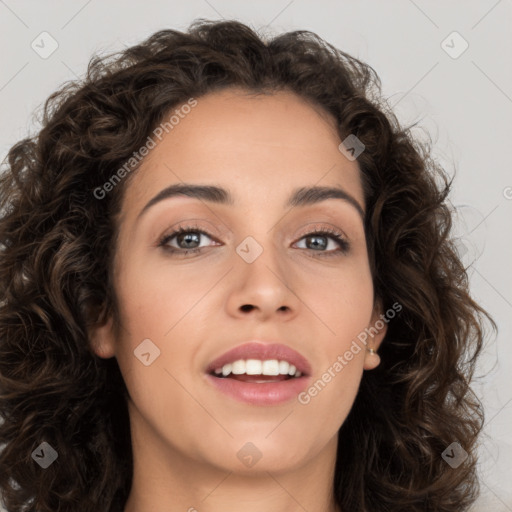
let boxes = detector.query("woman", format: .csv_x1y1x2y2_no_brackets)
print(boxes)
0,19,495,512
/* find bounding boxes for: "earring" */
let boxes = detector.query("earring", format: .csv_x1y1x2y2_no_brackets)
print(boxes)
365,347,381,370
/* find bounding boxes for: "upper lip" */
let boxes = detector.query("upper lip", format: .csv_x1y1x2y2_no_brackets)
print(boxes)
205,341,312,376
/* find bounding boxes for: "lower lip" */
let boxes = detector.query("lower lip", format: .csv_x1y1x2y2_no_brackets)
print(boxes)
205,374,310,406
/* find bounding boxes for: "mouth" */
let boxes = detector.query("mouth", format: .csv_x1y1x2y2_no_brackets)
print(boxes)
208,358,305,383
204,342,311,405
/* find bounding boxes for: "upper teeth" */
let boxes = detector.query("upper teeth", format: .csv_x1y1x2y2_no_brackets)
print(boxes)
214,359,302,378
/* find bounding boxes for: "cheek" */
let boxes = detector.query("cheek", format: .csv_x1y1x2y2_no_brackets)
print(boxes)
315,263,375,342
114,258,194,336
111,250,217,378
301,264,373,411
298,334,367,438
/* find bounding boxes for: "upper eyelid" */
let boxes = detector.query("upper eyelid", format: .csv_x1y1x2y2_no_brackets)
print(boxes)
160,224,349,247
162,218,349,236
163,223,347,237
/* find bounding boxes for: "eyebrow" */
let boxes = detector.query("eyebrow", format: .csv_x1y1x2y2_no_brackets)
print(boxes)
136,183,365,222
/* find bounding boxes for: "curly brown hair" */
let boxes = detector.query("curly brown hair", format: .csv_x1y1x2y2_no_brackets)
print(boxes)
0,19,496,512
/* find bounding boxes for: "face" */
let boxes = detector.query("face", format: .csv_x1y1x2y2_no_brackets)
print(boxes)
90,88,386,475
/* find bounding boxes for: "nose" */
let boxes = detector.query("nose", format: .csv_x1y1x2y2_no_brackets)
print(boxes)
225,234,301,321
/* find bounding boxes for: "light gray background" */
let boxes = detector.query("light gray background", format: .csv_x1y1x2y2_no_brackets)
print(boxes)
0,0,510,510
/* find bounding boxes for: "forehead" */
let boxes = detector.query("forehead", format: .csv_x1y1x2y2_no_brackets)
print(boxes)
167,88,341,150
119,88,363,220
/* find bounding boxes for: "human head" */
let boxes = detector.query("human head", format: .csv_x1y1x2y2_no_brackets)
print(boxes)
0,19,495,512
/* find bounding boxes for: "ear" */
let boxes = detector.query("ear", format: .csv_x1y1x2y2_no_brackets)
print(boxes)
88,315,116,359
362,303,388,371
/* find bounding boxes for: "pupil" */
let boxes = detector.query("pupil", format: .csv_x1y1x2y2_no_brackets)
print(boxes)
308,235,326,250
179,233,199,248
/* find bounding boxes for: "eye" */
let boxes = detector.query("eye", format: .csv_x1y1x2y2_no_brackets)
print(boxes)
157,223,350,257
294,227,350,257
157,224,218,255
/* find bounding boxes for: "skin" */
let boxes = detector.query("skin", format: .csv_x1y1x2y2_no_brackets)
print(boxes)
89,88,387,512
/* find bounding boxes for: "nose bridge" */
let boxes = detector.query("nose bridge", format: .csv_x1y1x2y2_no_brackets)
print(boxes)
231,199,281,264
230,222,297,313
235,228,284,280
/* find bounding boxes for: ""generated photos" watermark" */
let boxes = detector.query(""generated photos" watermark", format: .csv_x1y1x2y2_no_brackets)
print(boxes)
93,97,198,200
298,301,402,405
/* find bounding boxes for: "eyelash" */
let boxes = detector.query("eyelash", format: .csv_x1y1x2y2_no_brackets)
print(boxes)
157,223,350,258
